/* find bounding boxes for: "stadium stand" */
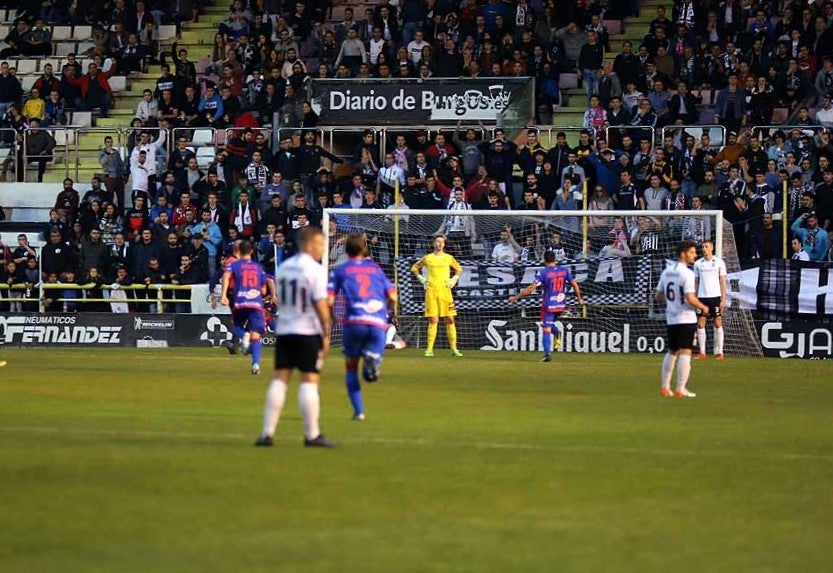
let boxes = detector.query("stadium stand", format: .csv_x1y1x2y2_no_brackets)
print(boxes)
1,0,833,313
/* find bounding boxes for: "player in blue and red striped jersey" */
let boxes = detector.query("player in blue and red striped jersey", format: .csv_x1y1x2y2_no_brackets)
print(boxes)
508,250,584,362
327,234,397,421
221,240,276,375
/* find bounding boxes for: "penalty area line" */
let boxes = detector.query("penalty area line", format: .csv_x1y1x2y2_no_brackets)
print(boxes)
1,425,831,462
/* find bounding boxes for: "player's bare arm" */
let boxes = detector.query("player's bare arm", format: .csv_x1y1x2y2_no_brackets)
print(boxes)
685,292,710,315
266,277,276,302
220,271,232,306
719,274,727,311
570,280,585,306
314,298,332,356
655,290,666,304
509,282,538,303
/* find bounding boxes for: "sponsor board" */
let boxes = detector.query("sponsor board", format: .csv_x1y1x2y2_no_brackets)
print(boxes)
757,321,833,360
310,78,533,124
134,317,175,331
477,317,666,353
136,336,170,348
0,314,125,346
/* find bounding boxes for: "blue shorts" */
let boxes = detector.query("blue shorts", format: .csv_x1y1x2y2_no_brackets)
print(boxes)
234,308,266,334
342,323,387,360
540,311,563,328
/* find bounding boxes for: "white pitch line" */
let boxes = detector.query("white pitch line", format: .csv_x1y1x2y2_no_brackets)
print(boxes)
1,425,831,462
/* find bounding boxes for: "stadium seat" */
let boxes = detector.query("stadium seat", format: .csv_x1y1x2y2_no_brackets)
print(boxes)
72,26,92,40
604,20,623,35
76,41,95,54
51,26,73,41
158,25,177,41
20,76,36,90
109,76,127,92
16,59,36,75
196,146,216,169
55,43,75,56
0,24,8,39
560,73,579,90
69,111,93,128
192,129,215,146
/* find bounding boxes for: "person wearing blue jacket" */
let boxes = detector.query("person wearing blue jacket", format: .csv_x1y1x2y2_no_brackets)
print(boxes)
190,209,223,276
197,84,224,127
791,212,830,261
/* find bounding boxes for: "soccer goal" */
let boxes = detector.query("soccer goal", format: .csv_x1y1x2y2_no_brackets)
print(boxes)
322,208,763,357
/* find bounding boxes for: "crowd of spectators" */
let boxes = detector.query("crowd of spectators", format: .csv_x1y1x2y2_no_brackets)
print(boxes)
4,0,833,313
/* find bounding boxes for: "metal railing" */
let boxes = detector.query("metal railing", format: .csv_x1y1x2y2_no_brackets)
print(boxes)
661,124,726,148
22,127,72,182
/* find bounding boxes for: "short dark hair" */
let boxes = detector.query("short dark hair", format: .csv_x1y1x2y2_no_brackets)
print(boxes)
678,240,698,256
345,233,367,258
544,251,556,263
238,240,253,256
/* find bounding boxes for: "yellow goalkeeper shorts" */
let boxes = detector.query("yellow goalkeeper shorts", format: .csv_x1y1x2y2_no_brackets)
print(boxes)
424,287,456,318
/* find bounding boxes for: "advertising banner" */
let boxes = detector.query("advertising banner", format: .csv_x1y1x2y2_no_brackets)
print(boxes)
728,259,833,320
395,256,654,314
309,78,534,124
757,320,833,360
395,314,668,354
0,313,136,347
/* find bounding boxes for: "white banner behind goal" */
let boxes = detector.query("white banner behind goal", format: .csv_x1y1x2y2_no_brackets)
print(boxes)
322,209,762,357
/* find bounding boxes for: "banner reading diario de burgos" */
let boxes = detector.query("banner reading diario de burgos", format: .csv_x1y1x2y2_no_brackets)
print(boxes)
309,78,534,124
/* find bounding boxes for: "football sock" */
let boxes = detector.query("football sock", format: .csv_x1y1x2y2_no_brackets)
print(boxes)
447,322,458,350
426,322,438,350
233,325,245,343
298,382,321,440
542,329,552,355
250,339,262,366
261,378,287,437
676,354,692,391
697,328,706,353
661,353,677,390
345,367,363,416
714,327,724,355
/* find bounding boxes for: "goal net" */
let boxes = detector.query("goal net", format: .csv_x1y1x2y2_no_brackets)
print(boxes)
322,208,762,357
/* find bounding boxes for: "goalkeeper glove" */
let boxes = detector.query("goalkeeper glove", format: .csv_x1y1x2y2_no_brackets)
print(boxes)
417,274,427,286
444,275,459,288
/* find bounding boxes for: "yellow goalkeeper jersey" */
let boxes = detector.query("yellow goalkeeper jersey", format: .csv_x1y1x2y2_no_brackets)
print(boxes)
412,252,462,288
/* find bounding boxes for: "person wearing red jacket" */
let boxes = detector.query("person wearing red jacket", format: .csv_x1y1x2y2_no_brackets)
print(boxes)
64,60,118,117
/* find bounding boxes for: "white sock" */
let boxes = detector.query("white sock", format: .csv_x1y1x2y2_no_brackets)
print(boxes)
676,354,692,391
697,328,706,354
714,327,724,355
261,379,287,437
661,353,677,390
298,382,321,440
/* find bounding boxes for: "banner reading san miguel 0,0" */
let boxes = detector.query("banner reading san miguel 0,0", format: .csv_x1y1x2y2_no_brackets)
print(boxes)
309,78,534,124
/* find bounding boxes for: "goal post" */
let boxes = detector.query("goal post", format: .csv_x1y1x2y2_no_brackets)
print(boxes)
322,208,762,357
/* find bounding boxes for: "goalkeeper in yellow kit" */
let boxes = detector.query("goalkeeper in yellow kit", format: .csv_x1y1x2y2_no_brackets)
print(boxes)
411,235,464,357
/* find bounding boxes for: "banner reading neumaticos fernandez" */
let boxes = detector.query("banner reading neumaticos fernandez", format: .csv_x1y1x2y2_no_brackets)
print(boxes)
309,78,535,124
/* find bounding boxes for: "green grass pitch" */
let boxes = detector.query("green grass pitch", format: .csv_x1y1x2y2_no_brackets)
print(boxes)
1,348,832,573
